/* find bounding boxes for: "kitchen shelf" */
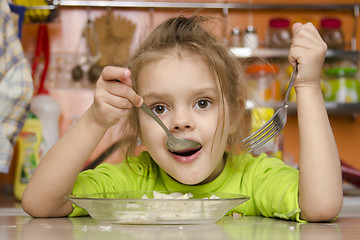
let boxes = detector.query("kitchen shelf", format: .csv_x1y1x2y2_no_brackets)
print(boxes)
56,1,358,11
246,100,360,116
230,48,360,59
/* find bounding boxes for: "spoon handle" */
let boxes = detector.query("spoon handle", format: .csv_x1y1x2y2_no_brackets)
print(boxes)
139,103,172,135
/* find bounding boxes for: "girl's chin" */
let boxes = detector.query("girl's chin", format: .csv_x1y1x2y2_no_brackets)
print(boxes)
172,172,210,185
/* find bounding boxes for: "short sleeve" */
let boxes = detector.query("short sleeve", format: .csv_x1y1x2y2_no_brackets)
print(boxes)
69,152,159,217
246,154,305,222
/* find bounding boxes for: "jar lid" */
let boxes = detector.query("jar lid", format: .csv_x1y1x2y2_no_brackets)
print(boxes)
232,27,241,35
269,18,290,28
325,67,358,76
321,18,341,29
245,25,256,33
246,64,279,74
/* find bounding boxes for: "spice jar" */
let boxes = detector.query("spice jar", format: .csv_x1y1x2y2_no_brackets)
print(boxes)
323,67,360,103
266,18,291,48
230,27,243,47
244,25,258,50
246,64,281,102
320,18,345,49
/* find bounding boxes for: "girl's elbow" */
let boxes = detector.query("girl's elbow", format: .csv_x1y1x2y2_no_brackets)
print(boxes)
21,190,65,218
21,192,43,217
301,199,343,222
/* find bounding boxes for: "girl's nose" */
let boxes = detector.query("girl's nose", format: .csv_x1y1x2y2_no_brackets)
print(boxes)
169,111,194,132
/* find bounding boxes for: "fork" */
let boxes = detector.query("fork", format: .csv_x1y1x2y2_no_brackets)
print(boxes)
242,63,298,152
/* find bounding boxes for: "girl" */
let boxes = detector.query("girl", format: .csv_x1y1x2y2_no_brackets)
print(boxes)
22,16,342,222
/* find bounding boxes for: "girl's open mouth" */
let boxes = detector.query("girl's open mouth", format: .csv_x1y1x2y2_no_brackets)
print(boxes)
169,146,203,163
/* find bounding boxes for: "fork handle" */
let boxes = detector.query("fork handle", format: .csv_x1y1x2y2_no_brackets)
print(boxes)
284,63,298,106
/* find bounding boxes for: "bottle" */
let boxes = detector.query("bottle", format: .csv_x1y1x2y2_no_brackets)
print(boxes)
320,18,344,49
266,18,291,48
250,107,283,159
30,93,61,157
14,112,42,200
244,25,258,50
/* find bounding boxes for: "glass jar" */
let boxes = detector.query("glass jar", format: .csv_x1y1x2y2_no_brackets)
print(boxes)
320,18,344,49
266,18,291,48
323,67,360,103
230,27,243,47
244,25,258,50
246,64,281,102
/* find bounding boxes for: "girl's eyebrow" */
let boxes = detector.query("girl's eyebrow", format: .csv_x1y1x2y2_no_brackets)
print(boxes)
142,93,169,101
194,87,218,96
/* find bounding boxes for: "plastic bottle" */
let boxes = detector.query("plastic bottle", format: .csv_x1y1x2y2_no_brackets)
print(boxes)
250,107,283,159
30,93,61,157
14,112,42,200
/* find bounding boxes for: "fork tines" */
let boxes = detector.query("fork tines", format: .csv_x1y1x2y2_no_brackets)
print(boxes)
242,116,281,152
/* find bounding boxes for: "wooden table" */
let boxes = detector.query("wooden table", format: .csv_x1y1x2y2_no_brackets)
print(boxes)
1,188,360,240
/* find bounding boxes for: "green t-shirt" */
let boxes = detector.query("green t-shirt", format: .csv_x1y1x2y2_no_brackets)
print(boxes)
70,151,303,222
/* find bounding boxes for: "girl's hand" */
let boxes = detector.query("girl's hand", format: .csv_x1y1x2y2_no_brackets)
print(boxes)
90,66,143,129
288,22,327,90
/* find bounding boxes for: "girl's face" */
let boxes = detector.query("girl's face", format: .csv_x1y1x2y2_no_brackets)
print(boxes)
137,52,231,185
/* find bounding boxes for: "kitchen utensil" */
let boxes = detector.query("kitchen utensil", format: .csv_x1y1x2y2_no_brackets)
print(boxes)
87,64,102,83
93,11,136,67
139,102,202,153
31,24,50,94
71,65,83,81
67,191,250,224
242,63,298,152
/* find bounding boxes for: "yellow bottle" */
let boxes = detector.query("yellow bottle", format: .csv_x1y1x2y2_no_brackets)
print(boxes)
251,107,283,159
14,112,42,201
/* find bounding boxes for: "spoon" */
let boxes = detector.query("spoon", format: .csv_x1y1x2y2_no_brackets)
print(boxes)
139,102,202,153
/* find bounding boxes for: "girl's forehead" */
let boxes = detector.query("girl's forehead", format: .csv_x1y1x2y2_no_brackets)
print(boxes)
137,53,222,92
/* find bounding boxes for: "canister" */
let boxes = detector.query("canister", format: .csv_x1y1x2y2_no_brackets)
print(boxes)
266,18,291,48
246,64,281,102
320,18,344,49
323,67,359,103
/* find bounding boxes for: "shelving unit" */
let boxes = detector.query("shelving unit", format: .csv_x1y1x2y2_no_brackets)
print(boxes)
247,101,360,116
230,48,360,59
26,1,360,116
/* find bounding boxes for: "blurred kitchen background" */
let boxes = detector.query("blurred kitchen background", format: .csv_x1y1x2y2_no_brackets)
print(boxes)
2,0,360,198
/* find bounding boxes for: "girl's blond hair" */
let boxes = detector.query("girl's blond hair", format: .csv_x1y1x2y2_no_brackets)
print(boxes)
121,15,247,161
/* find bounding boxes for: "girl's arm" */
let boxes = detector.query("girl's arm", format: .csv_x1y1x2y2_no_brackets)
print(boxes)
22,67,142,217
289,23,343,222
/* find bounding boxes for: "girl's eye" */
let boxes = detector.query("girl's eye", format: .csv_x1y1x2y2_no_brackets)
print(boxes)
152,105,168,115
195,99,211,109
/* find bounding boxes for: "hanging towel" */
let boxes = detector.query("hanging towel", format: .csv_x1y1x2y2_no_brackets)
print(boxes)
0,0,34,173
